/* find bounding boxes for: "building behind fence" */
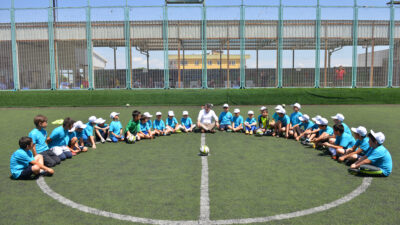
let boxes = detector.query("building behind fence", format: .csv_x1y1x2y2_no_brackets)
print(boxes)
0,0,399,90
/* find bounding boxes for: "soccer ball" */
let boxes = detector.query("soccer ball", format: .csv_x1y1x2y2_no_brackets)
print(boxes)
127,134,136,143
126,103,130,107
199,145,209,156
256,129,264,136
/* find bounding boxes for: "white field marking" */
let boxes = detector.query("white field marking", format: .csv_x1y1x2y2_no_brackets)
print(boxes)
199,133,210,223
36,177,198,225
209,177,373,225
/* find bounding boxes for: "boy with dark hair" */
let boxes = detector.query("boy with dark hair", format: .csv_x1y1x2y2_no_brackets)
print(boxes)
257,107,272,135
140,115,153,139
10,137,54,180
323,124,356,160
125,110,142,142
349,130,392,177
29,115,61,167
48,117,75,161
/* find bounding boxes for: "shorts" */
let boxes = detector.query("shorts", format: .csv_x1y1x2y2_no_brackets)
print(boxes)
220,124,230,130
73,146,85,151
111,135,125,143
143,131,149,135
17,164,34,180
50,146,71,156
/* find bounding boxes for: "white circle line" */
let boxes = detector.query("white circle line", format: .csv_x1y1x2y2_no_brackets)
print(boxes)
36,176,372,225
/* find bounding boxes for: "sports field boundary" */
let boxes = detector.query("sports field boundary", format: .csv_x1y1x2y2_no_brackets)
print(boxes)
1,88,400,107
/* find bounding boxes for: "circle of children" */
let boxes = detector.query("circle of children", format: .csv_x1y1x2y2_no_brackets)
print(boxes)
10,103,392,180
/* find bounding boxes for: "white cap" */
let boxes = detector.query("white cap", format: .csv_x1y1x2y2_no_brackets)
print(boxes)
110,112,120,119
299,114,310,122
183,111,189,115
156,112,162,116
316,118,328,126
275,105,283,111
168,111,175,116
223,103,229,108
248,110,254,115
260,106,267,111
69,121,87,132
351,126,367,137
312,115,322,122
95,118,106,124
234,108,240,114
88,116,97,123
292,103,301,109
331,113,345,122
143,112,153,118
370,130,385,144
276,108,286,114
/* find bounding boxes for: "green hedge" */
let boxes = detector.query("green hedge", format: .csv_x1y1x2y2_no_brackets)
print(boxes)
0,88,399,107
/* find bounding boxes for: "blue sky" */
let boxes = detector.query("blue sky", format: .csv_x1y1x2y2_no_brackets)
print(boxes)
0,0,395,69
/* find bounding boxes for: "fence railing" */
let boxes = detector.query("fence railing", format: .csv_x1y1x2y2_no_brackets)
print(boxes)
0,0,399,90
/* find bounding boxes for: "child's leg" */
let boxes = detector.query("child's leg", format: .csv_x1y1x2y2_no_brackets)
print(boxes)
111,136,118,143
63,148,73,159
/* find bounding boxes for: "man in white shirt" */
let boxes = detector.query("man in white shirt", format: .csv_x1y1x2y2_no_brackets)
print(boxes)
197,103,219,133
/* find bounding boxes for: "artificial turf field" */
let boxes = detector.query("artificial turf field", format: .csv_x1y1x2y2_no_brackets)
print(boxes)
0,105,399,225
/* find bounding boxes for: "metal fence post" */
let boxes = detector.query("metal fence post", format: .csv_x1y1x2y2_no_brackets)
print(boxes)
277,0,283,88
201,2,208,89
48,0,56,90
10,0,19,90
314,0,321,88
163,4,170,89
240,0,245,89
351,0,358,88
388,2,395,88
86,0,94,90
124,5,132,89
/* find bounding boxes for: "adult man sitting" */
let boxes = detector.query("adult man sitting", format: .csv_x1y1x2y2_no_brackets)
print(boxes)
197,103,219,133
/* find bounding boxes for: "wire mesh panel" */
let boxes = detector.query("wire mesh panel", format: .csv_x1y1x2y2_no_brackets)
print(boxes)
0,9,13,90
393,7,400,87
168,6,202,89
320,7,353,88
207,6,241,88
55,8,88,89
15,9,51,90
91,7,126,89
357,7,390,87
245,6,278,88
282,7,316,87
131,7,164,88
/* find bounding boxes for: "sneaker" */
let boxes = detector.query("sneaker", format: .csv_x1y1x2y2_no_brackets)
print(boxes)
331,155,337,160
245,130,249,134
348,168,359,175
249,131,253,135
100,138,106,144
106,137,112,142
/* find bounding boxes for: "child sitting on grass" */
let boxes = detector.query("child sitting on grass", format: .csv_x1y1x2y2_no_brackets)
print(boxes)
232,109,244,132
180,111,196,133
272,108,290,138
166,111,179,134
125,110,142,142
48,117,76,160
10,136,54,180
109,112,125,143
67,121,88,155
244,111,257,135
140,115,154,139
218,104,233,131
84,116,97,149
153,112,167,136
94,118,108,144
338,126,370,165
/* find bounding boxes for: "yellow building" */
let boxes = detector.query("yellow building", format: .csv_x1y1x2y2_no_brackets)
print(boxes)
168,51,250,69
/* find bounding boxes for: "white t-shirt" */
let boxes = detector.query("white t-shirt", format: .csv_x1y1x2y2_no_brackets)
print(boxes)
197,109,218,124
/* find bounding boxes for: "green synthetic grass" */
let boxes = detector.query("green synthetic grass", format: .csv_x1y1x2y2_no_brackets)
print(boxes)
0,105,399,225
1,88,400,107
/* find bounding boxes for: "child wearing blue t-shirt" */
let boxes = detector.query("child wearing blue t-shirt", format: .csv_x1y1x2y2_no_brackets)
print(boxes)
139,115,153,139
109,112,125,143
48,117,76,161
94,118,109,143
180,111,196,133
68,121,89,154
29,115,60,167
323,124,356,160
273,108,290,138
349,130,392,177
232,109,244,132
244,111,257,135
339,126,369,164
289,103,303,135
218,104,233,131
153,112,167,136
166,111,179,134
10,136,54,180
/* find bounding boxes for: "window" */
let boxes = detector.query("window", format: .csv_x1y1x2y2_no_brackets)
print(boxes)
217,60,221,65
230,60,236,65
195,60,199,65
208,60,212,65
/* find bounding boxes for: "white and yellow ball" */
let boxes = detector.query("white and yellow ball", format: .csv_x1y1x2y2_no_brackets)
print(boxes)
199,145,210,155
127,134,136,143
